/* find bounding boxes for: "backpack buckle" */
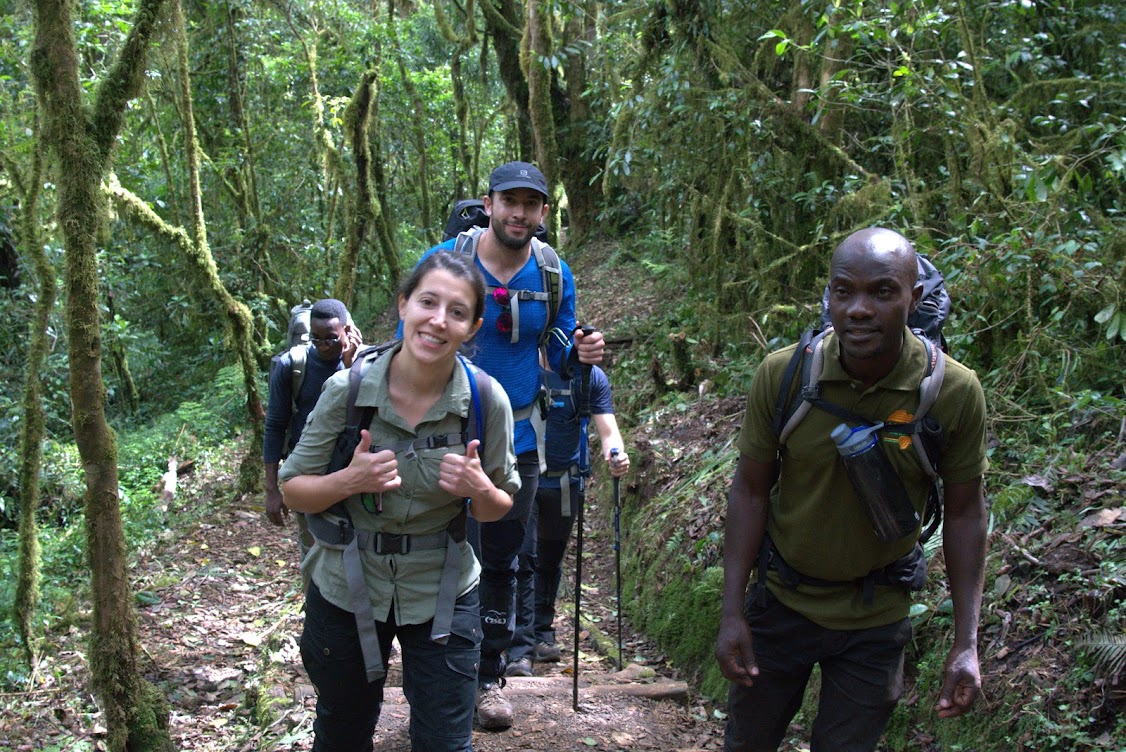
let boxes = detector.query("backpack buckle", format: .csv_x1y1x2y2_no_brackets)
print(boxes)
800,384,822,401
376,533,408,555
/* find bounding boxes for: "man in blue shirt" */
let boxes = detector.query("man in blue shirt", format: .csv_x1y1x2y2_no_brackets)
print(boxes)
405,162,604,729
263,298,361,552
506,363,629,674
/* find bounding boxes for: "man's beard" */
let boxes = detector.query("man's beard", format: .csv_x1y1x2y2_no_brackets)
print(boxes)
493,221,533,250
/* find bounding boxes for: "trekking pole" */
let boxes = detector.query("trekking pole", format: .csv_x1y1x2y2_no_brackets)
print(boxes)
572,327,595,712
611,447,623,670
572,465,584,712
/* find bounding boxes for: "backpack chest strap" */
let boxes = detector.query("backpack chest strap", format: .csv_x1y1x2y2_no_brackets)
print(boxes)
487,285,550,345
372,432,468,460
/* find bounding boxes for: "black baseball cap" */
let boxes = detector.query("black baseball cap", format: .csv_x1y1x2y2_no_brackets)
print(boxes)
489,162,548,199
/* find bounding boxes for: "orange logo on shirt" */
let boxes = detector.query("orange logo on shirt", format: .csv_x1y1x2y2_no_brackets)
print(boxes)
884,409,914,450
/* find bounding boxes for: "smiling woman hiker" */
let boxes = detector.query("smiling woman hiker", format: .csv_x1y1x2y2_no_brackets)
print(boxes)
280,251,521,752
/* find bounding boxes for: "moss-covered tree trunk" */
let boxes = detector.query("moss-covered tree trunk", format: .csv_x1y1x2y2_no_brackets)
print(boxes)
433,0,477,197
366,54,399,289
28,0,173,749
172,0,264,494
523,0,560,205
480,0,535,159
556,6,600,244
333,71,387,305
13,121,52,668
482,0,604,243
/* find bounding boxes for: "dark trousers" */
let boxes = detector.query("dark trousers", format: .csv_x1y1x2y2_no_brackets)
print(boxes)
467,451,539,683
300,582,481,752
724,588,911,752
511,484,581,660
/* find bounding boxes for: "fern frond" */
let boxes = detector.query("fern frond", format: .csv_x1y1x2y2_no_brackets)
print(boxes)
1079,631,1126,678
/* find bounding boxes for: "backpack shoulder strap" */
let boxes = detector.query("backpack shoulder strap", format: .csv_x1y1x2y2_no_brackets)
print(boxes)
459,355,492,451
530,238,562,343
907,329,945,479
773,328,815,440
289,344,308,414
452,227,484,259
776,328,833,445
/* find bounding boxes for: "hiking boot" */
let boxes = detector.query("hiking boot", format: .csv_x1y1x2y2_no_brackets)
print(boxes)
505,657,533,677
534,641,561,662
475,682,513,729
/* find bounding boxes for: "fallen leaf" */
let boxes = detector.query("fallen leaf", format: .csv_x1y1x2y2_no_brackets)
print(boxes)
1080,508,1122,528
247,546,262,557
241,632,263,647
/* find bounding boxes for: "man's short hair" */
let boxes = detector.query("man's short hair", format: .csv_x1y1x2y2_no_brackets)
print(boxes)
311,298,348,322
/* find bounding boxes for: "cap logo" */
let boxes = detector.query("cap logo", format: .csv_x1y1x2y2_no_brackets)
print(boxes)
520,170,528,177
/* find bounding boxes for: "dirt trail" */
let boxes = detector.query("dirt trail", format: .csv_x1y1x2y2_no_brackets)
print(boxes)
137,471,725,751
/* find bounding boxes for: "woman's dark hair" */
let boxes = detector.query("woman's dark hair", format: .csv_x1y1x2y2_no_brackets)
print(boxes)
399,251,487,322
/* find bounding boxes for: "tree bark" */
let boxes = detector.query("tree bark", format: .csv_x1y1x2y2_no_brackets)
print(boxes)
28,0,174,748
334,71,389,305
481,0,535,159
13,119,52,669
524,0,560,200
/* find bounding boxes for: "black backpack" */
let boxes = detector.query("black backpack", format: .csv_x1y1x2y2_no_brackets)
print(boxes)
441,198,549,243
774,255,952,543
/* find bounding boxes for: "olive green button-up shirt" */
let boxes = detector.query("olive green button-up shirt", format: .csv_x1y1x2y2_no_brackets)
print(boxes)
280,345,521,625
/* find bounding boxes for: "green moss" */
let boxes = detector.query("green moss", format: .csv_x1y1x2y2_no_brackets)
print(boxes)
629,563,726,699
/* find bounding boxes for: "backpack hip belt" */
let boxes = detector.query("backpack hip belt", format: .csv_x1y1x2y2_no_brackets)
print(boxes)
543,462,583,517
756,534,926,607
308,507,468,684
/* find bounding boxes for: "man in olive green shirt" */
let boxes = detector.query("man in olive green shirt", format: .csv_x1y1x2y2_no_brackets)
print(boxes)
715,228,988,752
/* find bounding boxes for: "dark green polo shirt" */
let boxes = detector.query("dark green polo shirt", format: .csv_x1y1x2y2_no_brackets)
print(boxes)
737,328,988,629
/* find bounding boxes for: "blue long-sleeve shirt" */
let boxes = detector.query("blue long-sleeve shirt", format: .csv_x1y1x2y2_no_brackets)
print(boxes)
400,235,576,456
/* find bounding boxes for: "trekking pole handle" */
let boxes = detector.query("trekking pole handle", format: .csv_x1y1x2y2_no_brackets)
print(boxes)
578,326,596,419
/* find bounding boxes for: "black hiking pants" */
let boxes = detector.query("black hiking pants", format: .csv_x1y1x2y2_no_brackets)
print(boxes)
724,587,911,752
301,583,481,752
467,451,539,683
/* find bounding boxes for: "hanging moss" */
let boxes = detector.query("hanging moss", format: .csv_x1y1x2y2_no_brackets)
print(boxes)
334,71,378,306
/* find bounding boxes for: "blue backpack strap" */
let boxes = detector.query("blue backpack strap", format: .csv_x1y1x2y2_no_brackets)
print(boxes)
459,354,490,449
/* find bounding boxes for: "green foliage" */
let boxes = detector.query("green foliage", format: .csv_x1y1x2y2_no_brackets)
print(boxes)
0,361,252,689
1081,631,1126,679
